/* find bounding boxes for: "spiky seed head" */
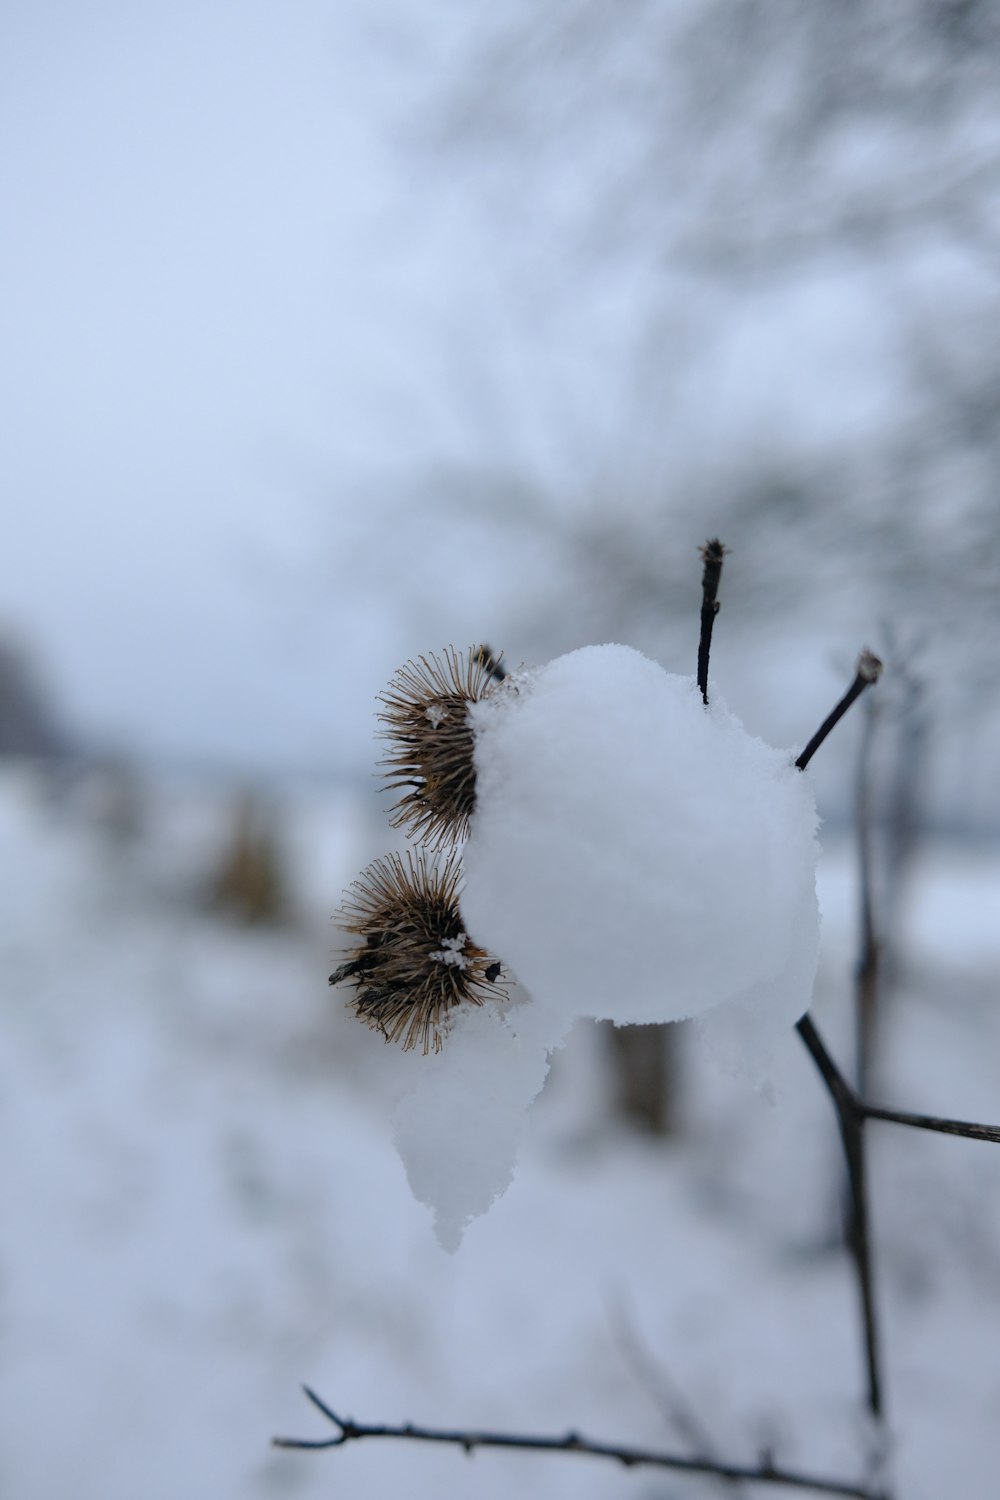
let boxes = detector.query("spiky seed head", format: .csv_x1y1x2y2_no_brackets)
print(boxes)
378,646,505,846
329,849,505,1053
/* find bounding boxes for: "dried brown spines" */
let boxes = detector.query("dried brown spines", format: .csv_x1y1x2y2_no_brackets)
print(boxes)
335,644,512,1050
378,646,503,846
330,849,505,1053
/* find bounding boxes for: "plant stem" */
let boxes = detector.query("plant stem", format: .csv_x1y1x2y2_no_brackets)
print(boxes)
697,538,727,705
796,652,882,771
795,1016,883,1419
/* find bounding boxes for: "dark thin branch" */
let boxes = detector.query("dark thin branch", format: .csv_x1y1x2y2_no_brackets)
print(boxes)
795,1014,853,1112
797,1012,1000,1143
839,1103,883,1421
795,651,883,771
795,1016,883,1420
794,649,885,1422
859,1102,1000,1145
848,690,881,1431
697,538,727,705
274,1386,881,1498
853,691,881,1099
797,1007,1000,1429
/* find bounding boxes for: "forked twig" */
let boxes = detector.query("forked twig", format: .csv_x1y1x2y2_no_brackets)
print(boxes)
795,1016,883,1419
273,1386,881,1498
796,1012,1000,1145
787,646,1000,1148
795,1009,1000,1426
854,691,881,1099
793,650,886,1423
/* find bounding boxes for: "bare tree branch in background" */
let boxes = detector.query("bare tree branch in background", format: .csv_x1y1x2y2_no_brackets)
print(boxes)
352,0,1000,822
608,1290,752,1497
853,692,881,1100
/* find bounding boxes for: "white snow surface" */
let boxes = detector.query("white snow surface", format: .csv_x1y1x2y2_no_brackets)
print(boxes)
395,645,821,1244
4,769,1000,1499
465,645,820,1029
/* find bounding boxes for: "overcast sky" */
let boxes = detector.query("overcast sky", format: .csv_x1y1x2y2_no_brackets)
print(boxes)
1,2,504,771
3,2,960,791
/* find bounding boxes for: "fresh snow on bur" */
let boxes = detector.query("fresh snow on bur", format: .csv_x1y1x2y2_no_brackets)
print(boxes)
463,645,820,1030
429,934,468,969
395,644,821,1247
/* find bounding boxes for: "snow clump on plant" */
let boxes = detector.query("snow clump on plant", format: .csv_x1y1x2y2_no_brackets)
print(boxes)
379,643,821,1250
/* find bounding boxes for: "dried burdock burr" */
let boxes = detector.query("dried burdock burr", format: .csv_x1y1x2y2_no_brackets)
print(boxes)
378,645,507,846
329,849,505,1053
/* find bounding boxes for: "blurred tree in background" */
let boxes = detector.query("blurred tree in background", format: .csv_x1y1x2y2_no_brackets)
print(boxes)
338,0,1000,1129
207,789,290,927
0,633,69,760
357,0,999,747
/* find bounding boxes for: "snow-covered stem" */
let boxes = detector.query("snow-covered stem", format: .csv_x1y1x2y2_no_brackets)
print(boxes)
795,651,883,771
274,1386,882,1498
697,537,727,705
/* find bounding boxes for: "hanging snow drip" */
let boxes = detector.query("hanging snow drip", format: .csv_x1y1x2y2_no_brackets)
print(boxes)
329,848,505,1055
378,645,510,847
461,644,821,1038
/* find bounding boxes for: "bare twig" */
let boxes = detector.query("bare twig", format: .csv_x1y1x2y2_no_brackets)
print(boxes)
791,648,886,1422
274,1386,881,1498
795,652,883,771
854,692,881,1099
797,1013,1000,1143
795,1016,884,1421
797,1009,1000,1422
858,1102,1000,1145
698,538,727,705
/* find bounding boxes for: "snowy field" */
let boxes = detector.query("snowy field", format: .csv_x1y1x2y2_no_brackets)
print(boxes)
1,762,999,1499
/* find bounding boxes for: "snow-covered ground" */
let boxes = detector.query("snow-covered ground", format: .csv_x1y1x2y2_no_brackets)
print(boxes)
1,763,999,1499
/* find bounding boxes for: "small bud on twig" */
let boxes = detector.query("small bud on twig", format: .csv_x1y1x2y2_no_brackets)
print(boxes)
856,649,883,685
